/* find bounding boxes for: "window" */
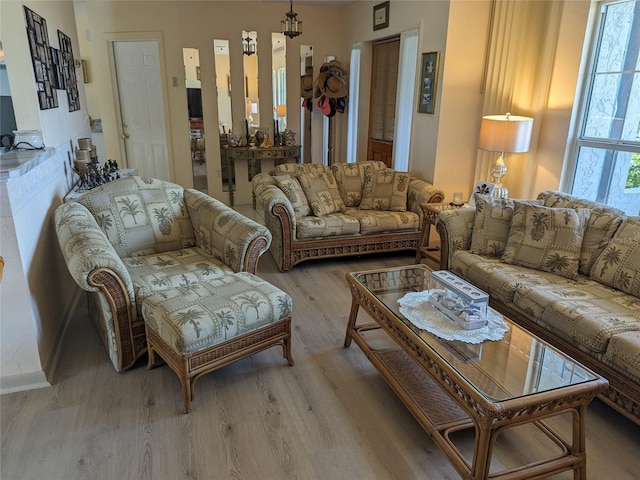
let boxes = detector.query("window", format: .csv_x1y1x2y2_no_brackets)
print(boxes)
568,0,640,215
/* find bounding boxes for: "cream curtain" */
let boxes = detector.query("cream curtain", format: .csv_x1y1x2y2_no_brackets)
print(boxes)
475,0,563,199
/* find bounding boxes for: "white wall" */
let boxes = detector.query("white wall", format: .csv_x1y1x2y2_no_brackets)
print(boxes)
0,0,89,392
79,0,348,204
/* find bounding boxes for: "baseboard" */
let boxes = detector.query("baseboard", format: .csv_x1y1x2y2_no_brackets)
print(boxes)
43,288,84,383
0,371,49,395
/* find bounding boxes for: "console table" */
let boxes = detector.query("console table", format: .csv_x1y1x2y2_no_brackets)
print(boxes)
223,145,300,207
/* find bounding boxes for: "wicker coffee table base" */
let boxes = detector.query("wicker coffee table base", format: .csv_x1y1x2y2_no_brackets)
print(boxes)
344,269,608,480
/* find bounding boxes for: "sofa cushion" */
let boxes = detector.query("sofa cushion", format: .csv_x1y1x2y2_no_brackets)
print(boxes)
296,213,360,239
331,161,386,207
537,190,626,275
141,272,292,355
502,202,590,280
603,331,640,382
450,251,567,304
513,279,640,354
297,171,346,216
273,175,311,218
124,246,234,316
469,195,541,257
77,176,196,258
359,169,411,212
344,209,419,235
590,216,640,297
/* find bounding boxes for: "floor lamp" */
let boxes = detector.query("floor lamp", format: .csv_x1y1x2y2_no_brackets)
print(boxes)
478,113,533,198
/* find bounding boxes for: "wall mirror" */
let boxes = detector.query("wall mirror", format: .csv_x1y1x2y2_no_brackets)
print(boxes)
183,47,207,192
272,33,286,144
242,30,260,143
213,39,234,193
300,45,313,162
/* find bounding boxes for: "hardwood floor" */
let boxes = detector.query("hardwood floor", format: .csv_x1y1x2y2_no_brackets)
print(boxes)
2,206,639,479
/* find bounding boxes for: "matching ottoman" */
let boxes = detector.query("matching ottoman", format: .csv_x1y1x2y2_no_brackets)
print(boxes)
141,272,294,413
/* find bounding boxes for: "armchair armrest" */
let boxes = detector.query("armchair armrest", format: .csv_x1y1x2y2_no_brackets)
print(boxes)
408,178,445,220
252,172,277,202
54,202,134,301
184,189,272,274
435,207,476,269
55,202,140,371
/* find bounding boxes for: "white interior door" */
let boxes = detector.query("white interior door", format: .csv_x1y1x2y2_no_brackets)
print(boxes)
113,40,170,180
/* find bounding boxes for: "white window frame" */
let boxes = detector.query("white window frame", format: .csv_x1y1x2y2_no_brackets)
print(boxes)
561,0,640,214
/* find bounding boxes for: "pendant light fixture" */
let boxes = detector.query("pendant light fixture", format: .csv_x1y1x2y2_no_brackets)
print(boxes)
281,0,302,39
242,34,256,56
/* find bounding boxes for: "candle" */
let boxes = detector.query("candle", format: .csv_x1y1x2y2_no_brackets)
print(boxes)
76,149,91,161
452,192,463,205
78,138,92,150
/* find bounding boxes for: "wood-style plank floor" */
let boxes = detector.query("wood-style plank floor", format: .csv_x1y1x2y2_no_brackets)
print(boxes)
2,206,639,480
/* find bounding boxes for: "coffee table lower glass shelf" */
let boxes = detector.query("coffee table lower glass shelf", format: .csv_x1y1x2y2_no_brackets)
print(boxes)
343,265,608,480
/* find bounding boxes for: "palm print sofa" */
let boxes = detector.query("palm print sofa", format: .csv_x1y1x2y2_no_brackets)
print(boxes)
436,190,640,424
55,176,272,372
252,161,444,271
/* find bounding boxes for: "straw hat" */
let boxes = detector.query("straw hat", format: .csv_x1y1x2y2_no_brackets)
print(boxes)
300,74,313,98
314,60,348,99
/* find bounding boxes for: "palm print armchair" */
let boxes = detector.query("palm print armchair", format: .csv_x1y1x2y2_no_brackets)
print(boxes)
55,176,272,372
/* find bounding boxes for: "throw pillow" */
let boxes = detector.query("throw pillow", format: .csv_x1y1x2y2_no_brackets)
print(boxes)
590,217,640,297
273,175,311,218
565,201,626,276
297,171,346,216
501,202,591,280
470,194,516,257
470,194,543,257
331,161,387,207
359,169,410,212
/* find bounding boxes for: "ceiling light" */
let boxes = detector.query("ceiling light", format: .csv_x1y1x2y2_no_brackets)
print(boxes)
281,0,302,39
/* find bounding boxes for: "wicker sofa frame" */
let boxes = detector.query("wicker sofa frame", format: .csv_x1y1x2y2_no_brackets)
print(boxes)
436,200,640,425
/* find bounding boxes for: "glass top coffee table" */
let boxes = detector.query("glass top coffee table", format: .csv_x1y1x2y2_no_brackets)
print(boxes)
344,264,608,480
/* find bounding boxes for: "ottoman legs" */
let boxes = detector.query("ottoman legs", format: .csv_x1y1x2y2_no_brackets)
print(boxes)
146,317,294,413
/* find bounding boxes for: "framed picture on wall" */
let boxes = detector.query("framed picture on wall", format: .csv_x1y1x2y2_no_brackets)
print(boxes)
373,1,390,31
417,51,440,114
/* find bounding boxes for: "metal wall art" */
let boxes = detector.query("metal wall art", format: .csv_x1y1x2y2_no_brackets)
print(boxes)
23,6,80,112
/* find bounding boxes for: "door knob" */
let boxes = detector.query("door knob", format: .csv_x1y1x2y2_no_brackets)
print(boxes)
121,133,130,139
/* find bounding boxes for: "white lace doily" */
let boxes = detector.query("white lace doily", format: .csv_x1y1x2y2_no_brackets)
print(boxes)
398,291,509,344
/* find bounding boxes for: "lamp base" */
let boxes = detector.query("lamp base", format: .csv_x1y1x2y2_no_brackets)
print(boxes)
490,152,508,199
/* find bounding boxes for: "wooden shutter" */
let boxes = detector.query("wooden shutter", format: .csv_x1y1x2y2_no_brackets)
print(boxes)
369,37,400,143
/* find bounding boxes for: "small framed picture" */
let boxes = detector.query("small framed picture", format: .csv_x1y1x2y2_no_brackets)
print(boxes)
417,52,440,114
373,1,390,31
468,182,495,206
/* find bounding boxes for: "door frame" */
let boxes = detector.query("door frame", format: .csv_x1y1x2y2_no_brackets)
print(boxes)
105,32,175,182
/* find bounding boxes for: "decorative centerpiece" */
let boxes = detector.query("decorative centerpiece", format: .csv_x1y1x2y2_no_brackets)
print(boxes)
427,270,488,330
72,138,122,191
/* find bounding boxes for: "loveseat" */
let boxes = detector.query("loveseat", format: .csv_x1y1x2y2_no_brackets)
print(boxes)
436,190,640,424
252,161,444,271
55,176,272,372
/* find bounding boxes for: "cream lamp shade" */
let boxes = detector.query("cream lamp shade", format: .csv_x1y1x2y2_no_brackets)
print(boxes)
478,113,533,153
276,104,286,118
478,112,533,198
